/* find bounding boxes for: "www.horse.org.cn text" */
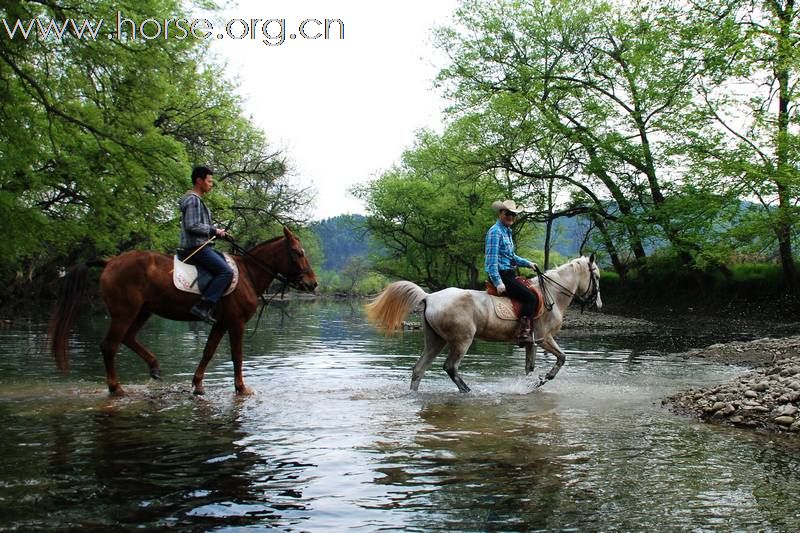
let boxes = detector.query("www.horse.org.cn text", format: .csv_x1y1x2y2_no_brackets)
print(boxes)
1,12,345,46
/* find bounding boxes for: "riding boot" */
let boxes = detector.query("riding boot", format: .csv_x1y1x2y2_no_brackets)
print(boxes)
516,316,533,347
190,298,217,325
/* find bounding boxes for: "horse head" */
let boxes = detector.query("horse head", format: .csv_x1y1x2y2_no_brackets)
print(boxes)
281,226,318,292
578,253,602,310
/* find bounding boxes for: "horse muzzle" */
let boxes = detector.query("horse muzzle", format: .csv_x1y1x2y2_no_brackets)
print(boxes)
298,279,318,292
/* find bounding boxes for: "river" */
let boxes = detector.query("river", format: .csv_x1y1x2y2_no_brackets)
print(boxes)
0,300,798,531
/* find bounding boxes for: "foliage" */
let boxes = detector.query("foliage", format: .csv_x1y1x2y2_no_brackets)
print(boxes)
346,0,800,305
352,126,513,290
0,0,312,301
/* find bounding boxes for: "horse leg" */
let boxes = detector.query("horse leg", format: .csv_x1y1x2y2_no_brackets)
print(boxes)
410,323,447,391
192,323,226,396
443,339,472,393
228,321,253,396
539,335,567,382
525,342,537,375
100,317,134,396
122,311,161,380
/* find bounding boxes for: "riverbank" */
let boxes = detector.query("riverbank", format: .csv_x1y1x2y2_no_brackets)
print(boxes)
666,337,800,435
556,308,800,436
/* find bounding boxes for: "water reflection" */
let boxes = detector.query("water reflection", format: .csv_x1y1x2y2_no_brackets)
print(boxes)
0,302,798,531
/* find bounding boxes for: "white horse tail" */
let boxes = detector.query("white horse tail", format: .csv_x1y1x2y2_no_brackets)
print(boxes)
365,281,428,335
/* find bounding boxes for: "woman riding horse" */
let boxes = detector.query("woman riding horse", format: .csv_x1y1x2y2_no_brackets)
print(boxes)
485,199,539,347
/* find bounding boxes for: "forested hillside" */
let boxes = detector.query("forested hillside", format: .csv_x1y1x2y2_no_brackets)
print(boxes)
310,215,371,271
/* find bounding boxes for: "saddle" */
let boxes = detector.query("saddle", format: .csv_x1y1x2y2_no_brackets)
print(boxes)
172,254,239,296
486,276,544,321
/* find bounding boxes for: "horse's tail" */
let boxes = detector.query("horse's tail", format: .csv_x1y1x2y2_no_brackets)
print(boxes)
365,280,428,335
48,259,108,373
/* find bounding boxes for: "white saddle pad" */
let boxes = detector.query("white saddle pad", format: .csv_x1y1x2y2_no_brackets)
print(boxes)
490,295,518,321
173,254,239,295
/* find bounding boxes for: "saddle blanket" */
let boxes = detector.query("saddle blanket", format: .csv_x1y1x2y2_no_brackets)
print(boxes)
173,254,239,296
486,276,545,321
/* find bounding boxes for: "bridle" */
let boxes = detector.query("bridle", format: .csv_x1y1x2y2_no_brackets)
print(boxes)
534,260,600,313
226,237,313,292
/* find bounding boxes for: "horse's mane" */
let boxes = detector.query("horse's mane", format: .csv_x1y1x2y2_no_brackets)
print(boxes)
548,256,587,274
243,235,285,253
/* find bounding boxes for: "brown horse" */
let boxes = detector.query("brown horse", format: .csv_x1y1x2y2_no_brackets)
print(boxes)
48,226,317,396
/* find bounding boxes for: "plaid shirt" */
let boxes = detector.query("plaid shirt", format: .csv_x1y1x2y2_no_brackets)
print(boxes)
179,192,217,249
484,220,533,287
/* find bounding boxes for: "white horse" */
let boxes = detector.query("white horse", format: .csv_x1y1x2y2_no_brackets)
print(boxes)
365,255,602,392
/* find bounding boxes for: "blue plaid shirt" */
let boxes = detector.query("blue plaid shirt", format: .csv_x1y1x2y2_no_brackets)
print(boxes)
485,220,533,287
179,192,217,249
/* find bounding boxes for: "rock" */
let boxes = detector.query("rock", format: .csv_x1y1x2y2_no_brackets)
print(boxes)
753,381,770,392
711,401,726,412
788,381,800,391
777,404,798,417
774,416,795,427
729,416,744,424
721,404,736,416
744,390,758,399
791,421,800,432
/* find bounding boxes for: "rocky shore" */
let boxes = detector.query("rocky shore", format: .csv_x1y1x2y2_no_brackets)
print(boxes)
667,336,800,435
668,357,800,433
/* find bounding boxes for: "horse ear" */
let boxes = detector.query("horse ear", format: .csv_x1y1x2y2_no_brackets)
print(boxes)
283,226,294,239
589,252,595,264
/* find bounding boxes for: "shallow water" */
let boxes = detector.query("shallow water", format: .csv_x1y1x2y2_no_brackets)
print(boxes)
0,301,798,531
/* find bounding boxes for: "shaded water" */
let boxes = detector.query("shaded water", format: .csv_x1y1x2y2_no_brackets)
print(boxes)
0,301,799,531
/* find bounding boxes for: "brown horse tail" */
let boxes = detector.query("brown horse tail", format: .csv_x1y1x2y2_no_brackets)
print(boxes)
364,281,428,335
48,259,108,372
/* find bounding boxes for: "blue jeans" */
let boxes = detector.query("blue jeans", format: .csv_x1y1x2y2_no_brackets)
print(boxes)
186,246,233,304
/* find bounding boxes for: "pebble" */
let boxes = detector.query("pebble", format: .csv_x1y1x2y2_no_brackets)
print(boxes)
668,356,800,435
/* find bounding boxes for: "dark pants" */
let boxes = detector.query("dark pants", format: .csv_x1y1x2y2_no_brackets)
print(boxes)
186,246,233,304
500,270,538,318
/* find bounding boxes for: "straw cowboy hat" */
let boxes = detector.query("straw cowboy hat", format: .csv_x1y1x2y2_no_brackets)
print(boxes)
491,199,526,214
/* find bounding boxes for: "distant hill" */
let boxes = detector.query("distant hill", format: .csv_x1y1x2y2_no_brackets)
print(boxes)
310,214,372,271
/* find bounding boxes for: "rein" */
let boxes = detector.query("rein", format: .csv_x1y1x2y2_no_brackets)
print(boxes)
224,237,308,335
225,237,306,291
534,263,599,313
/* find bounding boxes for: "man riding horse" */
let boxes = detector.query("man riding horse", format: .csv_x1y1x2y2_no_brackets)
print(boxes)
179,166,233,325
485,199,540,347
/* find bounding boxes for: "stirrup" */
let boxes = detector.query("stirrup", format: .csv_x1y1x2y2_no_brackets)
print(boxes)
190,301,216,325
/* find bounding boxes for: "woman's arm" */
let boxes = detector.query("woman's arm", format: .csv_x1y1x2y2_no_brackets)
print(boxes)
485,229,503,287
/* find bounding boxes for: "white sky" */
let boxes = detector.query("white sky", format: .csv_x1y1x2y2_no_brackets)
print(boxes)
207,0,461,220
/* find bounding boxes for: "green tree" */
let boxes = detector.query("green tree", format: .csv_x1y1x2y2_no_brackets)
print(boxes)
436,0,735,277
353,127,510,290
688,0,800,295
0,0,311,300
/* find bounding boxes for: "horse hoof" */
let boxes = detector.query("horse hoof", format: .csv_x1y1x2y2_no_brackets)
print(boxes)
108,387,126,397
193,386,205,396
150,368,161,380
235,386,254,396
